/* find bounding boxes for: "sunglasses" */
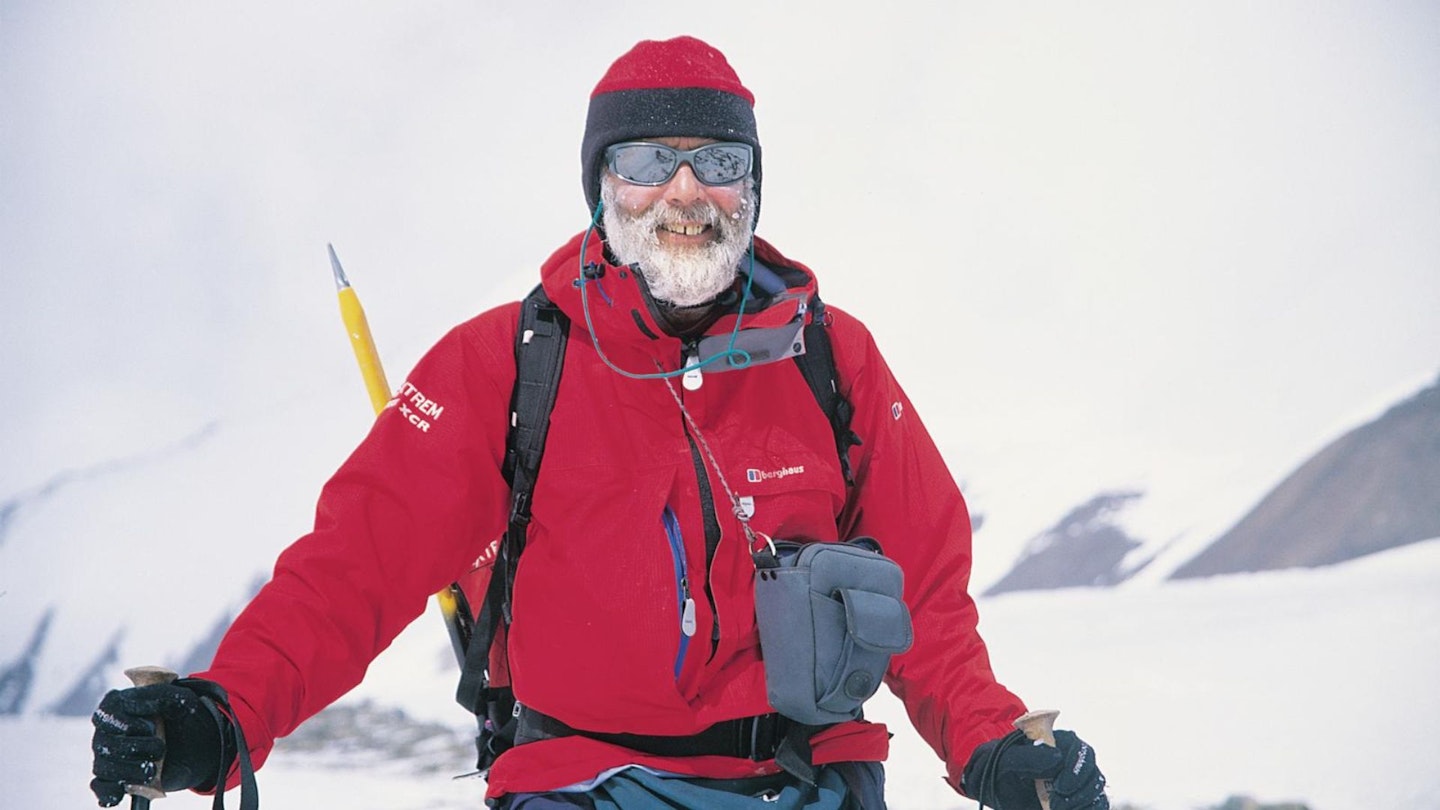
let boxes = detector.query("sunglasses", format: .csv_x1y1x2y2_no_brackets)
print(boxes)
604,141,753,187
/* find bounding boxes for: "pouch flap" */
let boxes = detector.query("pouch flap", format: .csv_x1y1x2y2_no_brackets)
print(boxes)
807,542,903,597
840,588,913,653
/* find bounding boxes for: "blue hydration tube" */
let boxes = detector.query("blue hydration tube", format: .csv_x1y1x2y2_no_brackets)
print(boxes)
578,200,757,380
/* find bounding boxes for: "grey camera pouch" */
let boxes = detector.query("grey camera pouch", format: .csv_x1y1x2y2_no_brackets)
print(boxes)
752,537,913,726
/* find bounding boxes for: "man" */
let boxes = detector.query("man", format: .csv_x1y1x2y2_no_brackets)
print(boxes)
90,36,1109,809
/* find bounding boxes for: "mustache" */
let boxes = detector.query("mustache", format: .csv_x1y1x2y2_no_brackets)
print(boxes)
637,200,721,231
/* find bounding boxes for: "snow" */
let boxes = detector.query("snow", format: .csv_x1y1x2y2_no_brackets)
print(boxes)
8,539,1436,809
0,390,369,714
3,3,1439,808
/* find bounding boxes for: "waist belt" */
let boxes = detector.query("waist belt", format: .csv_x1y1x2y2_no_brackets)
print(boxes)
516,706,804,761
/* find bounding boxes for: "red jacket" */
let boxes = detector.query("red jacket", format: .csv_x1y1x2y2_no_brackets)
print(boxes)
197,231,1025,798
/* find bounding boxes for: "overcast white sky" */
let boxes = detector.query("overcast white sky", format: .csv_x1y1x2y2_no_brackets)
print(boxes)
3,1,1438,579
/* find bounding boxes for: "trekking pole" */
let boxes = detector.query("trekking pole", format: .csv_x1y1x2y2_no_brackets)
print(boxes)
1013,709,1061,810
123,666,180,810
327,244,472,666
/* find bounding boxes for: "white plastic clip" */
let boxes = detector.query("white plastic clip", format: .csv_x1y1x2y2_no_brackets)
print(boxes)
682,353,703,391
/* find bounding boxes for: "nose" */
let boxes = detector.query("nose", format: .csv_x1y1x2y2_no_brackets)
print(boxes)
663,163,704,206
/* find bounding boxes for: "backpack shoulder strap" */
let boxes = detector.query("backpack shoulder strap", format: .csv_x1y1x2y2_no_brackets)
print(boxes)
503,284,570,510
456,284,568,718
793,295,862,487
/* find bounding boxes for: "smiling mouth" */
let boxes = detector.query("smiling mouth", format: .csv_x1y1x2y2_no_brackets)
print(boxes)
660,222,712,237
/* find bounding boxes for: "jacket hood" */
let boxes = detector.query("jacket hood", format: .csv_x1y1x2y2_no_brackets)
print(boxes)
539,229,820,374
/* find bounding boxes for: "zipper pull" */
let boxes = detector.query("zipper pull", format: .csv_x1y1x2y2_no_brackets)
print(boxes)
682,351,703,391
681,597,697,637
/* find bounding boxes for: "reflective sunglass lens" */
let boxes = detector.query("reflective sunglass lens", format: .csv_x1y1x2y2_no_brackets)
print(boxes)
692,145,750,184
611,145,677,185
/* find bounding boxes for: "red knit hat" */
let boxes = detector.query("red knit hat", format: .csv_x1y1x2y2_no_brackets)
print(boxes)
581,36,761,222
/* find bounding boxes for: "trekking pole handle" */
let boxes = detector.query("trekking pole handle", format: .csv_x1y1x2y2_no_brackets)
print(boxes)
124,666,181,810
1013,709,1061,810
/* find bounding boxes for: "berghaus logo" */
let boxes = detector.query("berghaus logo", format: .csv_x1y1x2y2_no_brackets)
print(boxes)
746,465,805,483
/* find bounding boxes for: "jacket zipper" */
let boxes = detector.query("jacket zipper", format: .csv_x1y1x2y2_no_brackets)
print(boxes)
680,343,724,660
661,505,697,680
685,437,724,659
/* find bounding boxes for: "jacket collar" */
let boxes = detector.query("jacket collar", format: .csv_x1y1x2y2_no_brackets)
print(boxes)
539,229,821,372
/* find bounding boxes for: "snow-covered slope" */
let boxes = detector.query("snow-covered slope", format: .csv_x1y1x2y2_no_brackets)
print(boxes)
0,386,372,715
6,538,1437,809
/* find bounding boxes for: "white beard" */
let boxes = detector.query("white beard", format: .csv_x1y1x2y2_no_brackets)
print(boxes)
601,177,755,307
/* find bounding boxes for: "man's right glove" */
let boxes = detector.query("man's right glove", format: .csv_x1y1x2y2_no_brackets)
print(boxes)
90,679,232,807
961,729,1109,810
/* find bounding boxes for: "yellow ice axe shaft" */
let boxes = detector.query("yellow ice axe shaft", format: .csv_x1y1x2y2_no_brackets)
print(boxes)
328,244,470,664
330,244,392,415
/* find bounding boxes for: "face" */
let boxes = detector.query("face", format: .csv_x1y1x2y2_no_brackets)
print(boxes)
604,137,752,245
601,136,756,307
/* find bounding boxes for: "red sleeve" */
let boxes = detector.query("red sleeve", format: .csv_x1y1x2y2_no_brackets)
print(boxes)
827,306,1026,791
195,303,520,775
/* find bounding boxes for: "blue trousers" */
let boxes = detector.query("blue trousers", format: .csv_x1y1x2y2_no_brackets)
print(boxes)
499,761,886,810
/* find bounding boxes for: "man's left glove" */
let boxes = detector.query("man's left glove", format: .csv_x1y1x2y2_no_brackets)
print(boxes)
90,679,233,807
961,729,1108,810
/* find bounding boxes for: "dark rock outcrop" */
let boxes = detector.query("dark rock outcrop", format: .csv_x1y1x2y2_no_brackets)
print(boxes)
1173,374,1440,579
985,490,1149,595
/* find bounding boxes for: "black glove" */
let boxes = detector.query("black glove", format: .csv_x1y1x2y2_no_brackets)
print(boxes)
90,679,232,807
962,729,1108,810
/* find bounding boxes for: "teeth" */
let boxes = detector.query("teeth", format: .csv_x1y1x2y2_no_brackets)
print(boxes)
662,223,707,236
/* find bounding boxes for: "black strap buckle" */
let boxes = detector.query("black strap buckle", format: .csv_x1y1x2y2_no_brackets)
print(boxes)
740,712,784,761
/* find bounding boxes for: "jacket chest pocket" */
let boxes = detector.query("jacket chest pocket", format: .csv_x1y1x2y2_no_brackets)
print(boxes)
514,465,694,697
727,424,847,543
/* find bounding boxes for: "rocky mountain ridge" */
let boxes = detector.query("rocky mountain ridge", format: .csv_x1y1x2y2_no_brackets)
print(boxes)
986,371,1440,592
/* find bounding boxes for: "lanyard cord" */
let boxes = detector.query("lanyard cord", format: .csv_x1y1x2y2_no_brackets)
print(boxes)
658,371,773,559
